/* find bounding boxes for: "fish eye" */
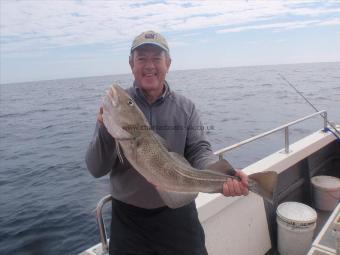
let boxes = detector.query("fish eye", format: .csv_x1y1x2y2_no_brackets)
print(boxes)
127,99,134,106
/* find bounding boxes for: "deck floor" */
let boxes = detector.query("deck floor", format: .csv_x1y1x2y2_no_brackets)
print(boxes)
314,210,333,239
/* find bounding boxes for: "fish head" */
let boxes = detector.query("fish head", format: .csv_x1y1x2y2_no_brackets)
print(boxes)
102,84,149,139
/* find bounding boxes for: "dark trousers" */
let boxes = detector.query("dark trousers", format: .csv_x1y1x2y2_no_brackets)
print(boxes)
109,199,208,255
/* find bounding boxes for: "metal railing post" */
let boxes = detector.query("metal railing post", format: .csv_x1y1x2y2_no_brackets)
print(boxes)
284,126,289,153
96,195,113,254
323,112,328,130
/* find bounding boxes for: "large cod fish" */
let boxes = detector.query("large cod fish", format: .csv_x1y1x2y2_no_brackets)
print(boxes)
102,84,277,208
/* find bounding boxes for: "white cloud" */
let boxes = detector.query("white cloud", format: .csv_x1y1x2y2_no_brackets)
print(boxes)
217,17,340,33
1,0,339,54
318,17,340,25
217,20,322,33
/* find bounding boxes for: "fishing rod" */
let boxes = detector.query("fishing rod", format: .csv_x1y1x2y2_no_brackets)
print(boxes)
278,73,340,138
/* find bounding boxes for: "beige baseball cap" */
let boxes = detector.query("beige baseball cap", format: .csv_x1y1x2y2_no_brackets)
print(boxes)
130,30,169,53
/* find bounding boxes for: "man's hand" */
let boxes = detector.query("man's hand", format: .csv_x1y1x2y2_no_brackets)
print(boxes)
97,106,104,124
223,170,249,197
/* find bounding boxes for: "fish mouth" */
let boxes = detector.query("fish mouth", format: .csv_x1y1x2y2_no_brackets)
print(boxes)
110,85,119,107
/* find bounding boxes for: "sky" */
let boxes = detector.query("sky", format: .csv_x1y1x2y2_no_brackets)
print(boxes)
0,0,340,84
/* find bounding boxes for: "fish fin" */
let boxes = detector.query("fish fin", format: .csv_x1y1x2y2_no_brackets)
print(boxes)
196,168,235,178
115,142,124,164
248,171,278,203
168,152,232,180
157,189,198,209
206,159,237,175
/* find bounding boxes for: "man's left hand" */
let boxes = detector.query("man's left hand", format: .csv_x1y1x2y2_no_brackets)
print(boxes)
222,170,249,197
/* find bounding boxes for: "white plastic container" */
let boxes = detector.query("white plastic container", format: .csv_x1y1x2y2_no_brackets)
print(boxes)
311,175,340,211
277,202,317,255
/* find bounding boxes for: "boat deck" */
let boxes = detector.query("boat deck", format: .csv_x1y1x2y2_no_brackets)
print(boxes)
315,210,333,242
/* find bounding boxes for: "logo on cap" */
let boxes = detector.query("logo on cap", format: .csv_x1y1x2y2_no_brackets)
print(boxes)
145,33,155,39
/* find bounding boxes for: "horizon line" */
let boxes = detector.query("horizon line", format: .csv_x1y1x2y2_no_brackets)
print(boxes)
1,60,339,86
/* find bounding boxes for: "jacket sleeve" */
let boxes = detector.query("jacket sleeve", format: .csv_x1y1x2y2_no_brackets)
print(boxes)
184,104,217,169
85,121,118,178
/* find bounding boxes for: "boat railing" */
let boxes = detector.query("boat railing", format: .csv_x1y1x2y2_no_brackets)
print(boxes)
95,110,328,254
214,110,328,159
96,194,112,255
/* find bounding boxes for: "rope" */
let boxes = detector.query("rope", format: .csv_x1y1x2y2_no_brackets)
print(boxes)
324,127,340,141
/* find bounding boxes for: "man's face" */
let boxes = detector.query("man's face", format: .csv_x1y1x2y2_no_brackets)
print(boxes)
130,45,171,92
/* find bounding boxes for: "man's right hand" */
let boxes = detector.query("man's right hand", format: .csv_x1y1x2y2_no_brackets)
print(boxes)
97,106,104,124
222,170,249,197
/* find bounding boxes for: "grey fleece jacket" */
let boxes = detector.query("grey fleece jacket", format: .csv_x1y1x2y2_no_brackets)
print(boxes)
85,82,216,209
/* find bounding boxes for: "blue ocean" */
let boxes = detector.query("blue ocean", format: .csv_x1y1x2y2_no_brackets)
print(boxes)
0,62,339,254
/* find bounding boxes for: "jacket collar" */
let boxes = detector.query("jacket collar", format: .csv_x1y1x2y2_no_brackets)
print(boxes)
133,81,171,105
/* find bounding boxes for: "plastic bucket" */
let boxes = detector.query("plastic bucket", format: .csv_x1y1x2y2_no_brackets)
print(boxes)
276,202,317,255
311,175,340,211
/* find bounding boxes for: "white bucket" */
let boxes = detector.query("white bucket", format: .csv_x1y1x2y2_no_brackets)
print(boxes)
277,202,317,255
311,175,340,211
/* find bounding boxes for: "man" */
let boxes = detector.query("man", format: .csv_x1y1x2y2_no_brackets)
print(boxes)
86,31,248,255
